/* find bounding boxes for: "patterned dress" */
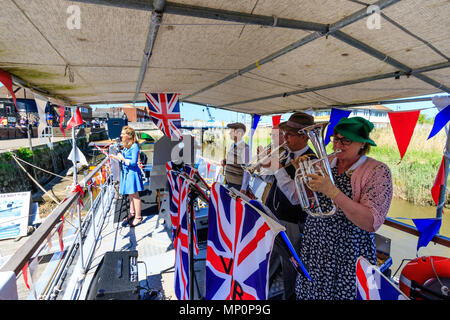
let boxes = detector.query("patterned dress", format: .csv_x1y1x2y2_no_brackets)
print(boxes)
295,167,377,300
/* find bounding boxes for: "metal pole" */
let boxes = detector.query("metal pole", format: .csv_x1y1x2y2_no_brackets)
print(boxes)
133,0,166,103
71,107,86,273
217,62,450,111
188,194,195,300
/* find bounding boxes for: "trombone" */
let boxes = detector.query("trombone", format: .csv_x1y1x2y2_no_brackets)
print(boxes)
243,142,288,174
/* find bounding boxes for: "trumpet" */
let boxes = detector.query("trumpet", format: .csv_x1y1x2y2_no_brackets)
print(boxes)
294,123,340,218
243,142,288,174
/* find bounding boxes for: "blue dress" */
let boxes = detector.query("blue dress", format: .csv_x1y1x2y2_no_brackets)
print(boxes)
119,143,144,195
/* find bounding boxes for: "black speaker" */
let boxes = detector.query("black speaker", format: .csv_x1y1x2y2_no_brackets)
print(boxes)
86,251,140,300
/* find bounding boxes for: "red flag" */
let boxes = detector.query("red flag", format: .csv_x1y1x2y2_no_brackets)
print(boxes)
0,69,18,112
431,156,446,207
57,217,64,254
22,262,30,289
388,110,420,161
207,162,211,176
272,115,282,127
65,107,83,131
58,105,66,137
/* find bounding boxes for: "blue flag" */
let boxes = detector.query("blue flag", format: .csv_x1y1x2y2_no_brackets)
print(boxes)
427,104,450,140
412,218,442,253
324,108,352,145
252,114,261,131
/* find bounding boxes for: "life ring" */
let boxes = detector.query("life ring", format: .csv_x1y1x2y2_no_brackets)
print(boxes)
399,256,450,299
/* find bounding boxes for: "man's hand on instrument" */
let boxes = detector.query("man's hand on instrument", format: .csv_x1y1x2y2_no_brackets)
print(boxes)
306,173,340,200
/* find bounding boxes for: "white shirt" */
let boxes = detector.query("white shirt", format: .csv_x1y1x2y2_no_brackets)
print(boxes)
262,145,311,205
226,140,251,191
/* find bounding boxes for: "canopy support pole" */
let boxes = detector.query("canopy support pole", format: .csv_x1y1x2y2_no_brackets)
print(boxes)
217,62,450,111
133,0,166,103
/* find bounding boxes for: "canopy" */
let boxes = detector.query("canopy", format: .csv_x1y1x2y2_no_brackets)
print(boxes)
0,0,449,114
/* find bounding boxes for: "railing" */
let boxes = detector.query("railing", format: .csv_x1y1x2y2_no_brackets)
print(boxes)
0,156,113,299
384,218,450,247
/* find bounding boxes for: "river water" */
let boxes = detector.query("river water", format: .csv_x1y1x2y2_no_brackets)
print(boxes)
388,198,449,238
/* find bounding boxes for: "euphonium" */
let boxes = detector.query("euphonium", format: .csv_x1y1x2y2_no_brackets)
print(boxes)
243,142,288,174
294,122,341,218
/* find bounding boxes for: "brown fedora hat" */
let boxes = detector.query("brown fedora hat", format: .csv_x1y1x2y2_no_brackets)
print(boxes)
279,112,314,132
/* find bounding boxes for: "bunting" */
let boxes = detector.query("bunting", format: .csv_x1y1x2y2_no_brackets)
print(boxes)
388,110,420,161
324,108,352,145
58,106,66,137
65,107,84,131
0,69,18,111
271,115,281,127
412,218,442,254
34,94,49,138
431,156,446,207
427,104,450,140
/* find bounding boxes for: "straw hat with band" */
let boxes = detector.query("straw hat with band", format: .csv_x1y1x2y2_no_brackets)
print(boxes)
279,112,314,133
333,117,377,146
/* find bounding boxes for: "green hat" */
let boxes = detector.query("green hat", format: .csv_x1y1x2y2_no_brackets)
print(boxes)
334,117,377,146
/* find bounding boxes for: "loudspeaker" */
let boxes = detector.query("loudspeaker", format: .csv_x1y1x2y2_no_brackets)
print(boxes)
106,118,128,140
86,251,139,300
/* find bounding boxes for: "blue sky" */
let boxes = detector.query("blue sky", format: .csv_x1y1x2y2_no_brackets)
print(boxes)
0,83,444,124
92,93,443,125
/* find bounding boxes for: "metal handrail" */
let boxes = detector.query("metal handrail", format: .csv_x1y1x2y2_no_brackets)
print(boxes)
0,157,109,276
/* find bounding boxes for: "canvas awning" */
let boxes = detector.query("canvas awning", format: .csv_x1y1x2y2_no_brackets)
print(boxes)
0,0,448,114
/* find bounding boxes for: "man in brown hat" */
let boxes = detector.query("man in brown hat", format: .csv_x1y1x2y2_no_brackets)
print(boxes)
221,122,250,193
262,111,317,300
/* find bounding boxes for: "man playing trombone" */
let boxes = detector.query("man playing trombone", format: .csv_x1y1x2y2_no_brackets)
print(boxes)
258,111,317,300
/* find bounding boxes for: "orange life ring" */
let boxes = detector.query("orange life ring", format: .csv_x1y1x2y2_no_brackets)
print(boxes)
399,256,450,299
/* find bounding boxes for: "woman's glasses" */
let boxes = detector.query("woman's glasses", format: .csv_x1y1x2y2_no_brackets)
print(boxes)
331,135,353,146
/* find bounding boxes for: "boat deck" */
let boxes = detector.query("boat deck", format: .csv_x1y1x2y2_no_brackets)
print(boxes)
59,185,208,300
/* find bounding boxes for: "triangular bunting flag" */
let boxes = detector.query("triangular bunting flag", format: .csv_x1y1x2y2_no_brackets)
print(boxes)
272,115,281,127
428,105,450,140
57,219,64,254
412,218,442,254
34,94,49,138
431,155,446,207
22,262,30,289
68,145,88,166
388,110,420,161
0,69,18,112
324,108,352,145
58,105,66,138
65,107,84,131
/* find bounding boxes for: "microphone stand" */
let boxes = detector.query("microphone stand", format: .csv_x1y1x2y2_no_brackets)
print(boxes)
227,187,312,281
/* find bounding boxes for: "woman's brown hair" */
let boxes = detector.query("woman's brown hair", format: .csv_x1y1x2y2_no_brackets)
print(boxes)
122,126,137,148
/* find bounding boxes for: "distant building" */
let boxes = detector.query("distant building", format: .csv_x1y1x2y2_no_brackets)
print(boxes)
92,105,150,123
120,105,150,122
0,87,92,126
314,105,391,127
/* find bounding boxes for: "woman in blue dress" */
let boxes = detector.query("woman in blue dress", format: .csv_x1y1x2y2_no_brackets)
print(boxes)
111,126,144,227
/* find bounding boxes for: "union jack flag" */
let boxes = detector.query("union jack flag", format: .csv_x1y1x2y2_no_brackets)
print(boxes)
356,256,408,300
166,163,180,240
166,162,200,299
145,93,182,139
205,183,279,300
